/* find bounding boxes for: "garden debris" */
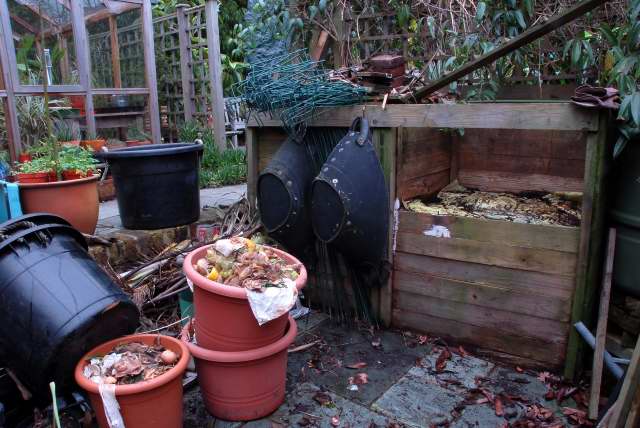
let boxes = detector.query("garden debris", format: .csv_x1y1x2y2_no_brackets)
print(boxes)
82,339,178,385
405,181,581,226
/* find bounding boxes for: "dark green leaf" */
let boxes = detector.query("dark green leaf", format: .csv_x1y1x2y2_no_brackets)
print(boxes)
426,16,436,38
571,40,582,66
524,0,534,17
631,92,640,127
309,5,318,19
563,40,573,59
599,25,617,46
514,10,527,29
613,135,629,158
582,40,594,64
318,0,327,12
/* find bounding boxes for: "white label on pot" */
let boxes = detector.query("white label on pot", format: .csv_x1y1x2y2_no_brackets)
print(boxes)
99,383,125,428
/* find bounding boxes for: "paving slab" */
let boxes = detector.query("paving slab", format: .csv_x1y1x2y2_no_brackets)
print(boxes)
287,321,433,407
450,402,506,428
419,351,495,392
272,382,393,427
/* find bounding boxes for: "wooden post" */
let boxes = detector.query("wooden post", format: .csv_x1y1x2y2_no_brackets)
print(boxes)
610,335,640,428
332,6,346,68
176,4,194,122
246,127,258,210
58,34,71,83
589,228,616,420
565,111,611,379
141,0,162,144
108,16,122,88
205,0,226,150
0,1,21,159
69,0,96,138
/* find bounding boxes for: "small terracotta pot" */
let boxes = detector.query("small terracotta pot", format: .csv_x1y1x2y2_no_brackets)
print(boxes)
81,139,107,152
18,153,32,163
183,244,307,351
19,175,99,234
181,316,296,421
16,172,50,184
62,170,87,181
70,95,85,116
75,334,190,428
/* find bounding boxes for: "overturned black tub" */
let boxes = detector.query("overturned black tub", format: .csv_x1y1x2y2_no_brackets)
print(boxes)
310,118,389,268
0,214,139,396
99,143,203,230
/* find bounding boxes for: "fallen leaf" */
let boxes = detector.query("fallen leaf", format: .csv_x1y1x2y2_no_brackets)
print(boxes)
298,416,311,426
544,389,555,400
475,397,490,404
371,338,382,348
515,366,524,373
354,373,369,384
480,388,495,403
435,348,452,372
537,371,552,383
330,416,340,427
494,397,504,416
346,362,368,369
458,346,469,357
418,335,428,345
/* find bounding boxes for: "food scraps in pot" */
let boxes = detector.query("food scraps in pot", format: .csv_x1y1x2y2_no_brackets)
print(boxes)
193,237,301,291
83,340,179,385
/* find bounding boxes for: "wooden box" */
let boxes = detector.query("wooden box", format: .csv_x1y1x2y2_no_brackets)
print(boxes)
246,103,610,374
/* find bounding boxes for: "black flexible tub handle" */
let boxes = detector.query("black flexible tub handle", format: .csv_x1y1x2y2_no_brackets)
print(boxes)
351,117,371,146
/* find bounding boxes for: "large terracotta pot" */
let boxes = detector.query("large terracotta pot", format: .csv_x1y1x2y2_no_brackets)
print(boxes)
181,317,296,421
75,334,190,428
183,244,307,351
19,175,99,234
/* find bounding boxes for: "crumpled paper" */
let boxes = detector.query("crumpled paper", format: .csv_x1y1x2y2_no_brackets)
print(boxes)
246,278,298,325
98,383,125,428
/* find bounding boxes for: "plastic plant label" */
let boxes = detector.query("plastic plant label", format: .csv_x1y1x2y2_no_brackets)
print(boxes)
98,383,125,428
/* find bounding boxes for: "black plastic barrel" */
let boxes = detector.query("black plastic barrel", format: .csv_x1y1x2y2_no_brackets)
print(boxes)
611,140,640,297
0,214,139,395
258,138,315,255
310,118,389,267
99,143,204,229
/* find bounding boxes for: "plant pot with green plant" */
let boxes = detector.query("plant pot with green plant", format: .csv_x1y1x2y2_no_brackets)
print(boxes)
14,156,53,184
54,119,80,147
125,126,152,147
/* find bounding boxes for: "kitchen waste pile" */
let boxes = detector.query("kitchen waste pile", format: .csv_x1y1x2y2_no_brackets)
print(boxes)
82,340,178,385
193,237,302,324
406,181,581,227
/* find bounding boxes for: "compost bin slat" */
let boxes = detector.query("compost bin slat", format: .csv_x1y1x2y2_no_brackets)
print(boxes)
393,290,569,343
457,170,585,194
391,309,566,367
394,253,575,298
398,211,580,253
393,270,571,322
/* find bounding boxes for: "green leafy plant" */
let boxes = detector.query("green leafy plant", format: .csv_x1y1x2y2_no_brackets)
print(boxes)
126,125,150,141
53,120,78,142
16,155,53,174
59,146,98,174
178,120,203,142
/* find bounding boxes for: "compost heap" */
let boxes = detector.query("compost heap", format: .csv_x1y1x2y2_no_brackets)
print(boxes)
83,341,178,385
405,181,581,226
193,237,302,325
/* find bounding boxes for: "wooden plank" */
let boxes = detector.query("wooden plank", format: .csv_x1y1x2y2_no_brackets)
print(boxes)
399,211,580,253
394,290,569,343
142,0,161,144
108,16,122,88
611,335,640,428
392,309,566,366
246,127,258,210
589,228,616,420
247,103,598,132
257,128,287,171
457,170,584,193
176,4,194,121
410,0,610,101
394,252,575,298
0,0,21,159
394,270,571,322
396,230,578,276
205,0,226,150
459,153,585,179
310,30,330,61
566,112,610,379
399,170,451,201
69,0,96,138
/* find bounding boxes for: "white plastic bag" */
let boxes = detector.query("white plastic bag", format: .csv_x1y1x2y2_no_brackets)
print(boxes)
246,278,298,325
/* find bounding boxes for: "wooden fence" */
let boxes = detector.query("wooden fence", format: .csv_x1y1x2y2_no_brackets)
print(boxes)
87,4,217,141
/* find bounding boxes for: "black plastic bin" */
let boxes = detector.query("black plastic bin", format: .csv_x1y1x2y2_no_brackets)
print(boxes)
99,143,204,230
0,214,139,396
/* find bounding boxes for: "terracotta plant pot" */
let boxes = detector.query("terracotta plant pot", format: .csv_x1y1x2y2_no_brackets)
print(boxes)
183,244,307,351
19,175,99,234
181,316,296,421
61,140,81,147
62,170,92,181
16,172,50,184
18,153,32,163
81,139,107,152
69,95,85,116
125,140,151,147
75,334,190,428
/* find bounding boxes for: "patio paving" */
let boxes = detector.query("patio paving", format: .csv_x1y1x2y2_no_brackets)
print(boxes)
183,311,586,428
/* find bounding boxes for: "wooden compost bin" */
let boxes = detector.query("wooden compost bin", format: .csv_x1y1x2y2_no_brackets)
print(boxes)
247,103,610,376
